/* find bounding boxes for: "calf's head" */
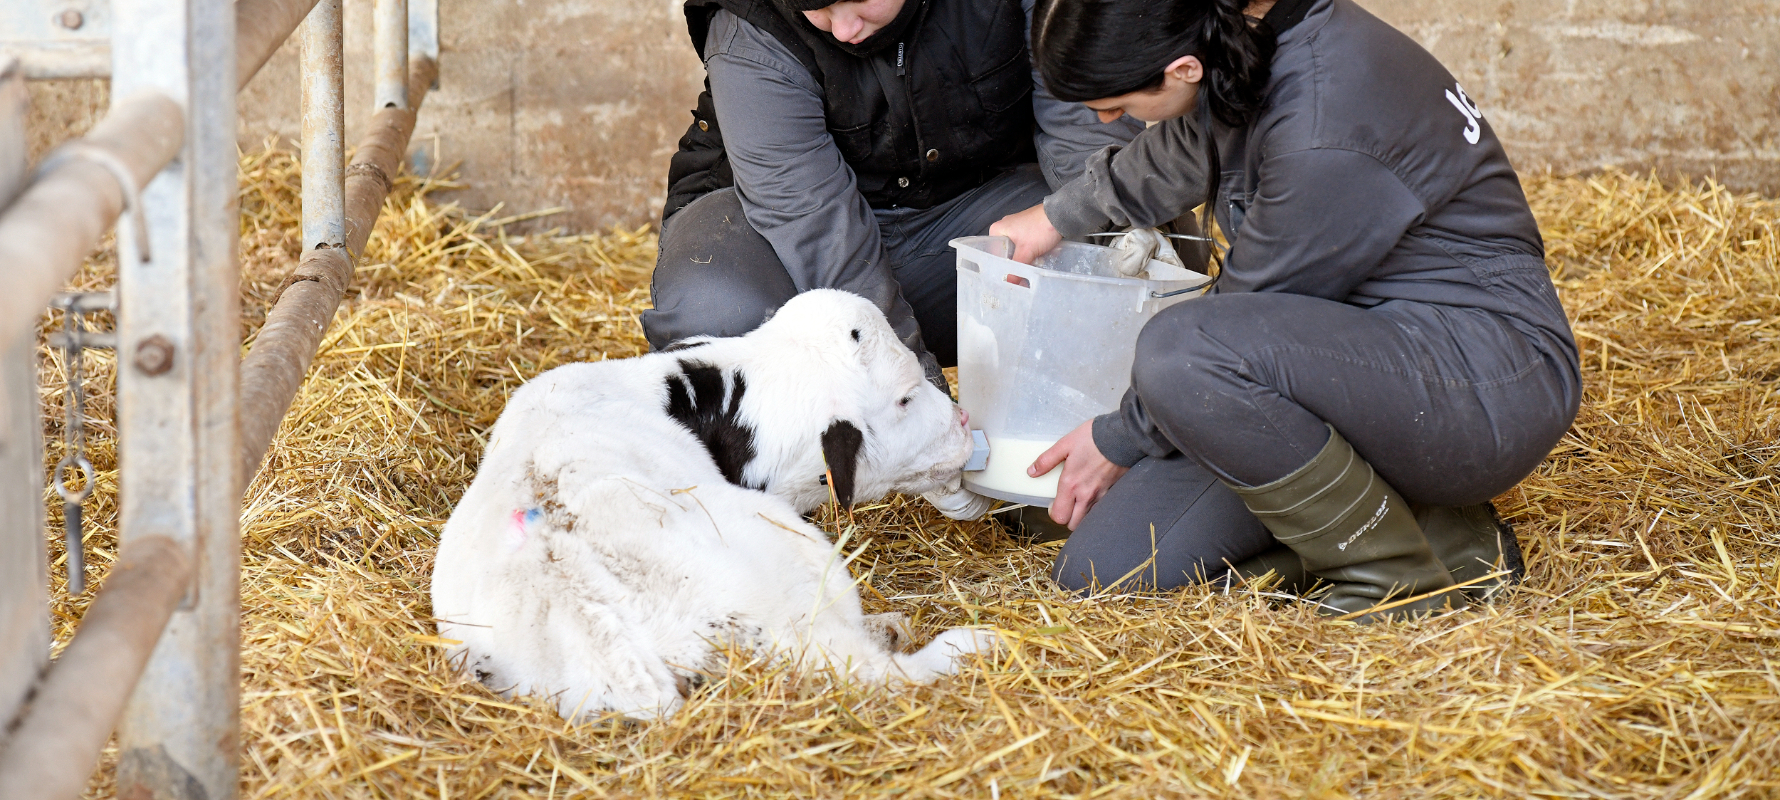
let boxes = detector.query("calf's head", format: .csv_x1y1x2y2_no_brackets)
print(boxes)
660,290,971,514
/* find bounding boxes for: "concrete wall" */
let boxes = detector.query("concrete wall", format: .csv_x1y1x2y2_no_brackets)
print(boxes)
236,0,705,232
1369,0,1779,195
29,0,1780,232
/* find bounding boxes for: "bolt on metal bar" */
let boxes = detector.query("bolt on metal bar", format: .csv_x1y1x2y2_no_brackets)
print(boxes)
300,0,344,250
109,0,243,795
374,0,409,110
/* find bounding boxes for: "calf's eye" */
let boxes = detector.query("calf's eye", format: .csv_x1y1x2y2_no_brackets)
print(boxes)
898,395,913,408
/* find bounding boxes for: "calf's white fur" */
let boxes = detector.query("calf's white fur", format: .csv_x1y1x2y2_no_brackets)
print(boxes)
431,290,994,720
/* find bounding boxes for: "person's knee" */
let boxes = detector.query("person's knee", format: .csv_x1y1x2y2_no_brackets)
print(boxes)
1048,552,1096,595
643,267,788,346
644,193,795,348
1047,519,1133,596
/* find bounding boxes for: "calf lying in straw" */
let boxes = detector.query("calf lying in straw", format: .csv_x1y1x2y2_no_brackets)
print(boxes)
431,289,996,719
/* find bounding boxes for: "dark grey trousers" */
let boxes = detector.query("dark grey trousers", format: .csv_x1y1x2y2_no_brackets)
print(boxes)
641,166,1052,367
1052,292,1578,593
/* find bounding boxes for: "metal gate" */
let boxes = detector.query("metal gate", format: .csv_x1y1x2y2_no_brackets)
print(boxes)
0,0,439,796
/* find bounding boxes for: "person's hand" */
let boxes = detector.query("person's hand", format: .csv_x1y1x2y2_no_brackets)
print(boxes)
1028,420,1129,531
989,203,1064,265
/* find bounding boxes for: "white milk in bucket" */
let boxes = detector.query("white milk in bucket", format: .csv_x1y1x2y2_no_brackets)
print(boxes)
952,236,1210,507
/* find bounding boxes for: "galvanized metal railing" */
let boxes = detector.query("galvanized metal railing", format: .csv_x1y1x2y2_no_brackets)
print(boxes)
0,0,440,797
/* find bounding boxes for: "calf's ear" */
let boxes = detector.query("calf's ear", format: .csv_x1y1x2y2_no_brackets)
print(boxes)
820,420,864,507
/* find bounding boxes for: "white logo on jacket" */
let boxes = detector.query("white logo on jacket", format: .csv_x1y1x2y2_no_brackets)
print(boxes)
1445,83,1483,145
429,290,992,720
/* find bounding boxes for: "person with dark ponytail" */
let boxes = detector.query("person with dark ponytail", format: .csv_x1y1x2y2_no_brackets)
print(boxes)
990,0,1581,621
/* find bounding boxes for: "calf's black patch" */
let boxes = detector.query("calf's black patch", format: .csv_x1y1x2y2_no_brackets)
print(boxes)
664,360,759,488
820,420,864,507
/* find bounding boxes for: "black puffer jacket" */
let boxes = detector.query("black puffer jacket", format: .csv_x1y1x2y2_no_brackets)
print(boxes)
665,0,1038,219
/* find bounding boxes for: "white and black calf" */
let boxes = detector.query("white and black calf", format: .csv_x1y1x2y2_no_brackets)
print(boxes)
430,290,996,720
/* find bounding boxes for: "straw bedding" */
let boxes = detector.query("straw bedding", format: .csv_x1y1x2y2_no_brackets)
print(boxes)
38,149,1780,798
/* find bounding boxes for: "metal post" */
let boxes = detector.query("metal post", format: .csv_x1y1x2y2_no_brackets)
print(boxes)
373,0,408,110
408,0,438,89
110,0,242,796
301,0,344,250
0,54,49,747
0,335,51,746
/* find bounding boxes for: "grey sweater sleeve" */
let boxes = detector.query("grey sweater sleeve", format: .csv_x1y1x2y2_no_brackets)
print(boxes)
703,12,926,352
1042,116,1211,237
1023,0,1144,189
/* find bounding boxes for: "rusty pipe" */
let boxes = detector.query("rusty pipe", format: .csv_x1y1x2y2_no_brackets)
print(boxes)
0,536,192,800
237,0,324,91
238,58,436,483
0,92,183,351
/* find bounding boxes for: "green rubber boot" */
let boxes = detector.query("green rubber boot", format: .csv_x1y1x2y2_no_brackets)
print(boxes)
1236,503,1526,603
1229,545,1310,594
1228,427,1463,622
1414,502,1525,602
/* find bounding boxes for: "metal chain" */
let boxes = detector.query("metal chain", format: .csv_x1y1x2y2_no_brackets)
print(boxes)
47,292,116,597
51,295,96,594
35,143,139,595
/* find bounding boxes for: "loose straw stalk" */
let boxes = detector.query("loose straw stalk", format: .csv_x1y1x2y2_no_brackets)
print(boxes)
34,156,1780,798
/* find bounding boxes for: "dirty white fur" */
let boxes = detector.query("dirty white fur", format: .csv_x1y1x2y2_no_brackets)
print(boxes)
431,290,995,720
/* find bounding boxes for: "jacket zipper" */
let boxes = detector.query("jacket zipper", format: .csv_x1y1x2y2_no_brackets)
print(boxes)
896,42,905,76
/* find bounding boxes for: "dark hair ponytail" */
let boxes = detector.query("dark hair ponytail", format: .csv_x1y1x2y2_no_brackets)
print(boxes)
1032,0,1277,128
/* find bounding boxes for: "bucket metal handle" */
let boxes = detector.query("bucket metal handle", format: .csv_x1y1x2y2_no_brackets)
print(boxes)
1150,272,1220,299
1086,231,1215,243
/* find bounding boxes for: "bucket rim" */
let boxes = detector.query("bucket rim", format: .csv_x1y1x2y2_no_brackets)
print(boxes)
950,235,1212,292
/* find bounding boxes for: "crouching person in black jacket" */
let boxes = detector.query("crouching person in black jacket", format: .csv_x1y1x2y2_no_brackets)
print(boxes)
644,0,1141,383
991,0,1582,621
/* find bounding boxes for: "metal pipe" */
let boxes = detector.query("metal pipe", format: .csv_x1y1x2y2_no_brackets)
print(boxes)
0,57,52,745
408,0,440,88
300,0,344,250
345,57,436,254
236,0,322,91
9,46,111,81
0,57,25,208
239,57,436,484
373,0,409,110
0,536,192,800
0,91,183,351
238,248,350,480
110,0,243,795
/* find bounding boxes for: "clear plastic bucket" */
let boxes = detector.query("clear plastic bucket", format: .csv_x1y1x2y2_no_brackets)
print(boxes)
952,236,1211,506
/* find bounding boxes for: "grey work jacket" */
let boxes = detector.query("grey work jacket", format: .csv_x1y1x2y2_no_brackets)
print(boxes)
1041,0,1582,465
